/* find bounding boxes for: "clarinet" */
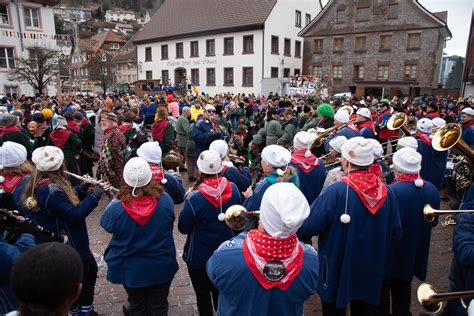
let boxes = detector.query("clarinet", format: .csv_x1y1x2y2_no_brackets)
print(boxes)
0,209,68,244
251,167,264,191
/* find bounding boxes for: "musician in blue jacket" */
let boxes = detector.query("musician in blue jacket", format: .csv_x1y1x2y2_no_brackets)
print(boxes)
460,108,474,148
178,150,241,316
380,148,440,316
301,137,402,316
192,106,222,160
243,145,299,212
324,110,357,153
356,108,375,139
207,183,319,316
290,131,326,205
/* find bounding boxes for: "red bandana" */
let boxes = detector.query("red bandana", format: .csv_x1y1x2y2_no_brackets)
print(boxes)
0,174,24,193
121,196,158,226
0,126,21,137
291,150,320,174
118,124,133,134
417,132,432,145
357,120,374,133
243,229,303,290
197,177,232,208
347,122,359,133
149,163,165,183
342,171,388,214
395,173,424,185
67,120,80,134
369,161,382,177
49,128,71,148
151,120,168,141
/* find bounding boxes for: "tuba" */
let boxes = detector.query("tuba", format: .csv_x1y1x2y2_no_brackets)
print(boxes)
417,282,474,313
387,112,412,136
224,205,260,231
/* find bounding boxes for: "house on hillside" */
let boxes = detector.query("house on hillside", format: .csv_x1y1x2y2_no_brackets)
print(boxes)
53,6,92,21
115,23,134,36
299,0,451,98
111,37,137,91
137,11,151,25
105,9,135,23
133,0,322,95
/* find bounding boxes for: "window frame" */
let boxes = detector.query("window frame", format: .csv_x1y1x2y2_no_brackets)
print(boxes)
223,67,234,86
243,35,254,54
404,63,418,81
161,70,169,84
406,32,422,50
0,3,12,27
336,8,345,24
283,68,290,78
4,85,18,96
332,65,342,80
110,43,120,50
388,3,399,19
354,35,367,51
145,70,153,80
161,44,168,60
305,13,311,26
191,68,200,86
295,10,302,27
295,40,301,58
190,41,199,58
242,67,253,87
314,38,323,53
353,64,365,80
145,47,152,62
23,6,41,29
356,7,370,22
379,34,392,51
223,37,234,56
0,46,15,69
271,36,279,55
270,67,279,78
313,64,323,77
206,68,216,86
284,38,291,57
333,37,344,52
376,63,390,81
206,39,215,57
176,42,184,59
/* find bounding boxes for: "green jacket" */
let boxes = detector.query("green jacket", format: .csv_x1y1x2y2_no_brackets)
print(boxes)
185,123,195,157
265,120,283,146
301,117,319,131
176,115,190,148
277,118,298,148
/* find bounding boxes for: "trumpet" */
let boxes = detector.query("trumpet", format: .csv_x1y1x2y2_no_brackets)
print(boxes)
224,205,260,231
417,282,474,313
312,122,349,147
228,154,247,168
63,171,119,193
423,204,474,226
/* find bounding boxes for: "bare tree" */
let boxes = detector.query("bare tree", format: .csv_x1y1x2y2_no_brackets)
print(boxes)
89,54,115,94
8,47,60,95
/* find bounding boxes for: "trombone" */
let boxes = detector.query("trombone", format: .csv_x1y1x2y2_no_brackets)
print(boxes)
417,282,474,313
423,204,474,226
224,205,260,231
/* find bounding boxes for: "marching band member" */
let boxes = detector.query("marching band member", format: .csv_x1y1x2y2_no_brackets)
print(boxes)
324,110,357,153
101,157,179,315
290,131,326,205
321,136,347,192
416,118,448,189
426,103,441,119
206,183,319,315
356,108,375,139
136,141,185,204
301,137,402,316
209,139,252,192
24,146,108,316
380,148,440,316
243,145,299,212
396,136,418,150
376,101,395,154
192,105,222,161
178,150,241,316
460,107,474,148
369,139,393,184
309,103,334,157
0,142,30,211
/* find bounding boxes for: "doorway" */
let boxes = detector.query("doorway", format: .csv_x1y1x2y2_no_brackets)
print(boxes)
175,68,186,86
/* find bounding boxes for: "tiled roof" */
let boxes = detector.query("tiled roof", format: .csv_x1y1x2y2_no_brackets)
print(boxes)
111,37,136,63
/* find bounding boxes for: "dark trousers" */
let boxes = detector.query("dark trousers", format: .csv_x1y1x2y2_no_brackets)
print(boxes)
72,256,98,309
322,300,379,316
379,279,412,316
124,281,171,316
188,267,218,316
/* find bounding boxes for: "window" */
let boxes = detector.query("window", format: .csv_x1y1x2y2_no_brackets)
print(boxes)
190,41,199,57
206,68,216,86
0,4,9,25
224,37,234,55
176,43,183,58
271,67,279,78
295,10,301,27
243,67,253,86
404,64,417,80
191,68,199,85
284,38,291,56
356,7,370,22
333,37,344,52
332,65,342,79
377,64,389,80
145,70,152,80
353,65,364,79
145,47,152,61
354,36,367,51
101,54,107,62
271,36,279,54
5,86,17,96
336,8,345,24
24,7,39,28
388,3,398,19
314,38,323,53
379,34,392,51
162,70,169,84
407,33,421,50
0,47,15,69
110,43,120,50
283,68,290,78
161,44,168,60
29,49,39,69
305,14,311,26
243,35,253,54
206,39,215,56
224,68,233,86
295,41,301,58
294,68,301,75
313,65,322,77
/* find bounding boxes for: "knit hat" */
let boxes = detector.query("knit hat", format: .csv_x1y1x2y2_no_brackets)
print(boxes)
293,131,313,157
461,107,474,116
334,110,349,123
73,112,83,121
356,108,371,119
209,140,229,159
123,157,153,196
137,142,162,164
316,103,334,118
41,108,53,119
56,115,67,128
329,136,347,153
11,110,24,122
167,95,174,102
393,147,422,174
0,142,27,169
0,114,17,126
182,106,190,112
341,137,374,166
369,139,383,159
261,144,291,168
260,182,310,238
432,117,446,128
100,111,117,122
32,146,64,172
417,118,433,134
205,104,216,111
397,136,418,150
197,150,223,175
252,134,264,146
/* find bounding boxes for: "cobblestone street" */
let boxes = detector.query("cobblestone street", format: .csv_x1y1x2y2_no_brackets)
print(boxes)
87,177,454,316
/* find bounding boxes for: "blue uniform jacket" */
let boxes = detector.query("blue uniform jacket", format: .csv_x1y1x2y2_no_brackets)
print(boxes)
417,139,448,189
222,165,252,192
206,232,319,316
359,127,374,139
289,161,326,205
140,103,157,118
462,126,474,148
100,193,179,288
300,183,402,308
324,127,357,152
178,183,241,269
192,119,222,160
164,173,185,204
388,181,440,282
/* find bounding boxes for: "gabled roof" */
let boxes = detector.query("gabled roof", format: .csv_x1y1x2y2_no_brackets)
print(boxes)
78,31,124,54
111,36,137,64
133,0,277,44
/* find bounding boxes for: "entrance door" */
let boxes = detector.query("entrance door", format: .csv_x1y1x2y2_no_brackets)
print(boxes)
175,68,186,86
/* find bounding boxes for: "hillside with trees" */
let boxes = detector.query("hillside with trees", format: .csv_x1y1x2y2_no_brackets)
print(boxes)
60,0,164,12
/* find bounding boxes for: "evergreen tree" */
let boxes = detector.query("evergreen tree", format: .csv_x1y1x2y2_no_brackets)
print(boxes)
446,57,464,89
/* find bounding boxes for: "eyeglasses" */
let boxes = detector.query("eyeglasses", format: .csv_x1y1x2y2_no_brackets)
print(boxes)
207,110,216,113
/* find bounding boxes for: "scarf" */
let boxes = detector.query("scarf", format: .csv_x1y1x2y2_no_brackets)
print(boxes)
104,125,119,136
417,132,432,145
0,125,21,137
197,177,233,208
121,196,158,226
67,120,80,134
395,173,424,185
49,128,71,149
357,120,374,133
149,163,165,183
462,121,474,129
369,161,382,177
243,229,303,290
118,124,133,134
151,120,168,141
347,122,359,133
0,174,24,193
291,150,320,174
342,171,388,215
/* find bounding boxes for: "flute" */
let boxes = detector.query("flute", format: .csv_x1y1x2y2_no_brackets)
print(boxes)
63,171,119,193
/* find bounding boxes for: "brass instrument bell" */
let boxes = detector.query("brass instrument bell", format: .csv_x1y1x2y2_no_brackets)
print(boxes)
224,205,260,231
423,204,474,225
417,282,474,314
387,112,407,130
338,105,354,117
432,123,462,151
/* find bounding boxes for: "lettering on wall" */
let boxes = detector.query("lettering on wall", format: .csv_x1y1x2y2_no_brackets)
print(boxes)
166,59,217,67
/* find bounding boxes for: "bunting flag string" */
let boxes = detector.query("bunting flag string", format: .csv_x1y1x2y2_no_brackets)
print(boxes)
0,30,74,41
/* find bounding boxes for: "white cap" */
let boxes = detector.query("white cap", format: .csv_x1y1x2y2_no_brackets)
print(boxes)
329,136,348,153
462,107,474,116
197,150,223,175
0,142,27,168
205,104,216,111
393,147,422,174
369,139,383,159
209,139,229,159
32,146,64,172
432,117,446,128
293,131,314,150
341,137,374,166
356,108,371,119
261,145,291,168
360,100,366,105
417,118,433,134
397,136,418,150
56,115,67,128
334,110,349,123
123,157,152,188
260,183,310,238
137,141,162,164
